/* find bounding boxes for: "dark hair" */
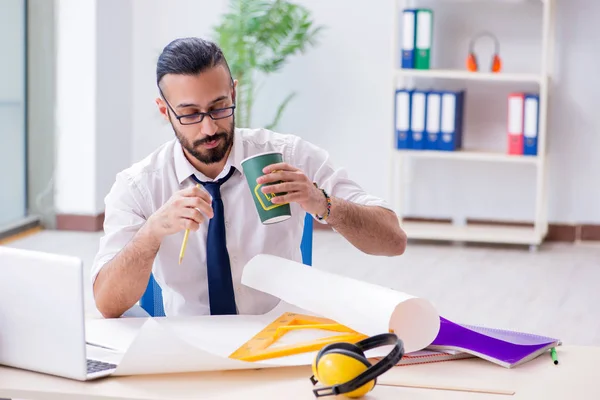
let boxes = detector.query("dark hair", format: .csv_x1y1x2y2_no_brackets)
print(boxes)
156,37,232,86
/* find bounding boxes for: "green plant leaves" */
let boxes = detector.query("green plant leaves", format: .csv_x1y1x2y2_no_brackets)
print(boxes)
212,0,324,129
266,92,296,130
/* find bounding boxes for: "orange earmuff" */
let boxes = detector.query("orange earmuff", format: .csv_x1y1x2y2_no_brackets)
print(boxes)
466,53,478,72
466,31,502,73
491,54,502,73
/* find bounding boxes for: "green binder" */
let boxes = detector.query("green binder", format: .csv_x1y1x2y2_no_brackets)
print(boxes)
415,9,433,70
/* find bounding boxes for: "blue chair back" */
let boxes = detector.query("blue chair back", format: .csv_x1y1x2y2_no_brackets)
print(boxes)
139,213,314,317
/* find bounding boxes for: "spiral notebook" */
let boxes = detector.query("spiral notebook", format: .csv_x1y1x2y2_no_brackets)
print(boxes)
427,317,560,368
393,349,475,366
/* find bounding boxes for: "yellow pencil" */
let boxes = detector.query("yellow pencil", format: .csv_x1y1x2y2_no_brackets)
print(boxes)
178,229,190,265
178,184,201,264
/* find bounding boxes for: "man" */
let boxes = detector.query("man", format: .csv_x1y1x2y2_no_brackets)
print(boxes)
92,37,406,319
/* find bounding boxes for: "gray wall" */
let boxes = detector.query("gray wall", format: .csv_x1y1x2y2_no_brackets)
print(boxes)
27,0,56,228
95,0,133,212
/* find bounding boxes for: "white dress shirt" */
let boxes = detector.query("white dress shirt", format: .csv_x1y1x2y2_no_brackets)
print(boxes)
91,128,391,316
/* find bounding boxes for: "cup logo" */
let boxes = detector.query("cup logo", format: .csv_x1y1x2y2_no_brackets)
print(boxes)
254,184,285,211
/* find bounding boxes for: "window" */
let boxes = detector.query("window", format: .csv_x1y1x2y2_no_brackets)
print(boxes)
0,0,27,230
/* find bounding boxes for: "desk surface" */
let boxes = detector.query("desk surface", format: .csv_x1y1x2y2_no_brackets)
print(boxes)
0,345,596,400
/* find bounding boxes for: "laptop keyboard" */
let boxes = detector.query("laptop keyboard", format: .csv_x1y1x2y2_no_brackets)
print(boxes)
87,359,117,374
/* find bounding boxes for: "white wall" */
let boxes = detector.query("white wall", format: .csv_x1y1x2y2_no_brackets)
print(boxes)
49,0,598,224
131,0,394,198
250,0,397,204
131,0,228,162
54,0,98,215
129,0,600,225
550,0,600,224
54,0,133,216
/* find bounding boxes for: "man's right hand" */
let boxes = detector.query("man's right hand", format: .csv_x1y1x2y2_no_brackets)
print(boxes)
146,185,214,240
94,185,215,318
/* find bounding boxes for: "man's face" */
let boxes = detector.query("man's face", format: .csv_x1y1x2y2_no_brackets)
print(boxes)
156,65,236,165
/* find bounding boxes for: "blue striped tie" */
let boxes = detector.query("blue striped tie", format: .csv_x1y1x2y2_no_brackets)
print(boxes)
191,167,237,315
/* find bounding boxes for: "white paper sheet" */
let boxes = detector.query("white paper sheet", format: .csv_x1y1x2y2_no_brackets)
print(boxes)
86,317,146,352
107,301,385,375
113,318,260,375
87,254,440,375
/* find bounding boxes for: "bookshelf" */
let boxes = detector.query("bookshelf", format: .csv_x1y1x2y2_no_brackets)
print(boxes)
390,0,555,249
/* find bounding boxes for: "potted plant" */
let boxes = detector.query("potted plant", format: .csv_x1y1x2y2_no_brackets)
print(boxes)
212,0,324,129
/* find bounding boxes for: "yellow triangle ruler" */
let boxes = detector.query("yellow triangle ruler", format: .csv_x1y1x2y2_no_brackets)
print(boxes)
229,312,368,362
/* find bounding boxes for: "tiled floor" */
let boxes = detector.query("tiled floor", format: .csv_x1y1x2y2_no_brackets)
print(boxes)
5,229,600,347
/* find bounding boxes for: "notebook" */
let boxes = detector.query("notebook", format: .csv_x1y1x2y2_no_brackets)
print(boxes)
427,317,560,368
393,349,475,366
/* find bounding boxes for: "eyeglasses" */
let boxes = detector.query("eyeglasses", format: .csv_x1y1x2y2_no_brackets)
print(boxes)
158,88,235,126
173,105,236,125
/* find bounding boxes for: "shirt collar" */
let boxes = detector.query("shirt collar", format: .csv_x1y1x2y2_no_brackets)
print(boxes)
173,128,245,185
230,127,245,176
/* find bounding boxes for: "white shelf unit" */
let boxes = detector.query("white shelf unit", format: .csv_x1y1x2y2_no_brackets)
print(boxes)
396,68,544,84
400,220,541,245
390,0,556,248
394,149,540,165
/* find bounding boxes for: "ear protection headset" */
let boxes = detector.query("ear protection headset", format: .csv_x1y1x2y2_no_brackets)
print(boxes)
466,31,502,73
309,333,404,398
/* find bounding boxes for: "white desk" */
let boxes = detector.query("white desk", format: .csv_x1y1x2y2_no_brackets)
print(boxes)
0,345,596,400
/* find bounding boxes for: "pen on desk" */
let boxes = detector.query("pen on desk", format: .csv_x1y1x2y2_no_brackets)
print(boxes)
551,347,558,365
179,184,201,265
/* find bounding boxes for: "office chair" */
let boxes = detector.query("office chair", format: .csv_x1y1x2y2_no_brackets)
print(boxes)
139,213,314,317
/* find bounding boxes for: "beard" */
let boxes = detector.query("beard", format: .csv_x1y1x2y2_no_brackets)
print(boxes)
172,118,235,164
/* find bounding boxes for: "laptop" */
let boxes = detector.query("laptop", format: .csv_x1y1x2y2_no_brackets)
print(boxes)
0,246,119,380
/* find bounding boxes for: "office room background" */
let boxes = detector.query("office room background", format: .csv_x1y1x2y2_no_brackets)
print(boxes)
1,0,600,342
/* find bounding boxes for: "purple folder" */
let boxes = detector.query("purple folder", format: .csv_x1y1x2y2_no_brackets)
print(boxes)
427,317,560,368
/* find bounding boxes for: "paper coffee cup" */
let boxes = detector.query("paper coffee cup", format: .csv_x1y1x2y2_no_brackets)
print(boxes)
241,152,292,224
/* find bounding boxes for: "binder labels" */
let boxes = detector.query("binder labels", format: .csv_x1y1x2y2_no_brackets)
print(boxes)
394,89,465,151
400,8,432,69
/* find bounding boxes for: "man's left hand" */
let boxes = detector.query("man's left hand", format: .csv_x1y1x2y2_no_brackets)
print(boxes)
257,162,328,217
